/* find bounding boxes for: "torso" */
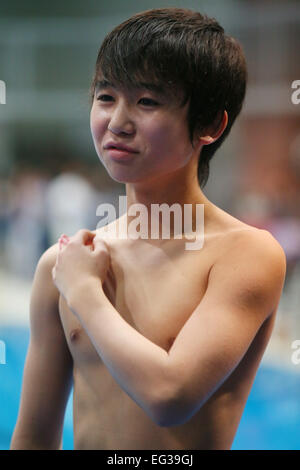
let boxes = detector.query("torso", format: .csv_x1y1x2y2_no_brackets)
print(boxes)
58,206,277,450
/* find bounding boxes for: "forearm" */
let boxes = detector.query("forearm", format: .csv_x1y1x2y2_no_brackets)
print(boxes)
68,281,175,421
10,428,62,450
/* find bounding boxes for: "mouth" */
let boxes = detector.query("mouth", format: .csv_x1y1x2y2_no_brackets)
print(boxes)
104,142,139,153
105,147,139,162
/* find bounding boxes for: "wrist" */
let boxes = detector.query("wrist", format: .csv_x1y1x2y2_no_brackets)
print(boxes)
67,277,104,315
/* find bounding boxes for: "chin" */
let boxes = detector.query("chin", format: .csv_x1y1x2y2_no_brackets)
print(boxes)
97,155,142,184
107,170,148,184
102,164,141,185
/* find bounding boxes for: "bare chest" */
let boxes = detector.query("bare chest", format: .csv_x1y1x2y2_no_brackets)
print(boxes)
58,237,219,360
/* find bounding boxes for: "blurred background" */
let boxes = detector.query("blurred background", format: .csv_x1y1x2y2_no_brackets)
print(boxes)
0,0,300,450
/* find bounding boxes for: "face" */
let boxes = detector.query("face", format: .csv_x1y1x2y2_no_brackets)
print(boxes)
90,78,200,185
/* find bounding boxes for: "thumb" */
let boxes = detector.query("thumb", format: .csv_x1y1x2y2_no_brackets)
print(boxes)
73,229,96,246
93,237,111,282
93,236,110,256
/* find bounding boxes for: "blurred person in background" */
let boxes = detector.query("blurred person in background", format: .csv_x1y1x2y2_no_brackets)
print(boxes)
4,168,48,279
45,171,97,246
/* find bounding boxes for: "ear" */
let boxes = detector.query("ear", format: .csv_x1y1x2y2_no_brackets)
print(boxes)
198,110,228,146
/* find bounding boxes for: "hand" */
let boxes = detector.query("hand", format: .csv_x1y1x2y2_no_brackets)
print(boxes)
52,229,110,304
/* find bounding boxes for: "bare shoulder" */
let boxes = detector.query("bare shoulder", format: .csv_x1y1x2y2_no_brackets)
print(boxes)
206,203,286,272
38,242,59,271
208,226,287,320
223,226,286,268
217,226,287,283
32,243,61,310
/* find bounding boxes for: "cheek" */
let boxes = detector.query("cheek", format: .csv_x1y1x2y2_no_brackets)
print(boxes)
90,107,107,142
147,116,192,162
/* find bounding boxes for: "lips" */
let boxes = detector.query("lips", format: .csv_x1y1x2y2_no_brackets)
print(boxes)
106,148,138,162
104,142,139,153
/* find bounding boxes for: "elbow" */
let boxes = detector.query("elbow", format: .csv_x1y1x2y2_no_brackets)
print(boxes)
148,365,203,427
152,402,192,428
152,385,219,427
151,390,196,428
154,412,184,428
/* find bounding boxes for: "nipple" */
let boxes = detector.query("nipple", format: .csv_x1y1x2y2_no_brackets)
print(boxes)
70,328,80,342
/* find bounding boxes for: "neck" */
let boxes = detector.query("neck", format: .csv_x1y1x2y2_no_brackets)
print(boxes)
126,172,208,207
123,166,212,240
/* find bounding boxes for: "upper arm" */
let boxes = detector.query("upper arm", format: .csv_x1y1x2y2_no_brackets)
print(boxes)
11,244,73,449
157,230,286,426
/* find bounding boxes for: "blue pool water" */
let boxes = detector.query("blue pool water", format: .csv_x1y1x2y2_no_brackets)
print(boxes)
1,325,300,450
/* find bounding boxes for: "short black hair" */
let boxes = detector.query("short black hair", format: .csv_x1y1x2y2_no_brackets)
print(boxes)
90,8,247,188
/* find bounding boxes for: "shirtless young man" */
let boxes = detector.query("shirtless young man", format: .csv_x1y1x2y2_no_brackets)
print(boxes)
11,8,286,450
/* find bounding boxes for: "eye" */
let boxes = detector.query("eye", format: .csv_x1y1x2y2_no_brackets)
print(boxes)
96,94,159,106
97,94,113,102
139,98,159,106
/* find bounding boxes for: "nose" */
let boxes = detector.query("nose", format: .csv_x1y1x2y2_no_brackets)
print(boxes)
108,101,135,136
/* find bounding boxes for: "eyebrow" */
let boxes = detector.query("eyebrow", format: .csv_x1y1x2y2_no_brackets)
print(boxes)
94,79,166,96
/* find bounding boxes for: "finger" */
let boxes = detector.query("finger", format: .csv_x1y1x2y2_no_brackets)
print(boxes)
58,234,69,250
93,241,111,276
93,237,110,257
72,229,96,246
